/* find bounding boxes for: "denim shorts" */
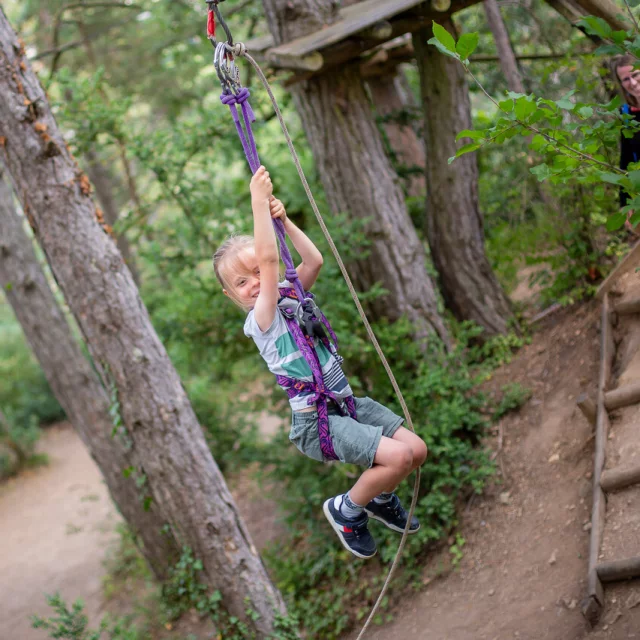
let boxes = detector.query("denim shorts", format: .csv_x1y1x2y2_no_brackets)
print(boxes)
289,396,404,467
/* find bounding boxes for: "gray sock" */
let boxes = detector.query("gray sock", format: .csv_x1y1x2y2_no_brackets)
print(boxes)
334,492,364,519
374,492,394,504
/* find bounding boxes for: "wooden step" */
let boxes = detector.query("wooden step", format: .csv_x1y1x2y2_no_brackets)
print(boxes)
604,382,640,411
601,463,640,492
614,297,640,316
597,556,640,583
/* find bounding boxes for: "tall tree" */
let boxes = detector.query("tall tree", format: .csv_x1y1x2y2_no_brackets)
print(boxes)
367,71,427,198
413,19,516,337
84,149,140,284
483,0,525,94
0,9,284,635
261,0,449,345
0,170,172,573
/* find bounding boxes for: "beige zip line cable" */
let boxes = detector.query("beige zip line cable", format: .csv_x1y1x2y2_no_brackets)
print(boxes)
223,41,423,640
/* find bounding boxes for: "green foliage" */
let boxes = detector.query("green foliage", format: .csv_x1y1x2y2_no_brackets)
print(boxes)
0,302,64,427
493,383,532,420
162,547,301,639
31,593,146,640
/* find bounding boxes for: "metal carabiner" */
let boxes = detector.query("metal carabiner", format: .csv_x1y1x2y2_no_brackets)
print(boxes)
214,42,241,95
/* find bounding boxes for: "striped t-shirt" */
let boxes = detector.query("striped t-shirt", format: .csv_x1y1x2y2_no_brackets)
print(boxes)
244,300,352,411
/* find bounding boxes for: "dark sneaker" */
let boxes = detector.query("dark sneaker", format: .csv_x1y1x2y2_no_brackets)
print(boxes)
365,494,420,534
323,498,377,559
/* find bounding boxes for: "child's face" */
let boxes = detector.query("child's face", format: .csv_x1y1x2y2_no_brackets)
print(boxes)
222,246,261,309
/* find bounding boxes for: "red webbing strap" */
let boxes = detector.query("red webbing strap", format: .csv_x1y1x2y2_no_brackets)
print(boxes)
207,10,215,38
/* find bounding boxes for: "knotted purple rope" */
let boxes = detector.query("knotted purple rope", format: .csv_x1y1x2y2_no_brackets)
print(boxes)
224,88,357,460
221,87,306,301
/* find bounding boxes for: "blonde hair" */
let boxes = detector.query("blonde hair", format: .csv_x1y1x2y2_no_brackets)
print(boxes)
611,54,640,108
213,234,256,310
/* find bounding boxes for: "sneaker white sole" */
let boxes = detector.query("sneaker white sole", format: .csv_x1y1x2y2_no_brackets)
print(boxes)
322,499,377,560
365,509,421,535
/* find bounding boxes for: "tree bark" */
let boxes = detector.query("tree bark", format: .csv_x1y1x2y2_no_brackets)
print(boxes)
84,149,140,284
261,0,449,345
413,20,516,337
0,170,176,572
367,72,426,198
0,9,284,635
483,0,525,94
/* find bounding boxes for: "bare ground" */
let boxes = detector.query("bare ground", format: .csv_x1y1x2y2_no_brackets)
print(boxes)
3,280,640,640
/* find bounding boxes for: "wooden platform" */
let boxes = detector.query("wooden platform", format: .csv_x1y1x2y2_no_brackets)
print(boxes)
245,0,480,73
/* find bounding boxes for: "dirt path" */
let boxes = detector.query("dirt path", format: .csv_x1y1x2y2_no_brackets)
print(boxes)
0,423,121,640
349,298,640,640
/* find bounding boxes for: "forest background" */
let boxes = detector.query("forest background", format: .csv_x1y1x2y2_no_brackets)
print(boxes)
0,0,638,638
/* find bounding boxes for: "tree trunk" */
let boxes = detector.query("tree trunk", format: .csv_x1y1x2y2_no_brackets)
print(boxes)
483,0,525,94
367,72,426,198
0,10,284,635
413,20,516,337
261,0,449,345
0,170,176,573
84,149,140,284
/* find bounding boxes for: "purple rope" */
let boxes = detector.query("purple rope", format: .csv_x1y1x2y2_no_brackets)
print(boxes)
224,89,358,460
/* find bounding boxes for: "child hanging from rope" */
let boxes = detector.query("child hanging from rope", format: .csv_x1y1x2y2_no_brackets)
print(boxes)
213,166,427,559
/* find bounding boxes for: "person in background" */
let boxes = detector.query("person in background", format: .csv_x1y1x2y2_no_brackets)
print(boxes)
612,54,640,234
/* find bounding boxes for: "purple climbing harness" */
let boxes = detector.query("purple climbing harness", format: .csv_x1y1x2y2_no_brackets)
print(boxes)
220,86,357,460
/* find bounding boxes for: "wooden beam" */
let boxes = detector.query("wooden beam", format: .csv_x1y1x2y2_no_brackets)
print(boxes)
266,0,429,59
359,20,394,40
247,0,480,73
597,241,640,300
597,556,640,583
604,381,640,411
266,50,324,71
577,392,597,427
574,0,631,31
601,463,640,493
614,296,640,316
583,293,612,626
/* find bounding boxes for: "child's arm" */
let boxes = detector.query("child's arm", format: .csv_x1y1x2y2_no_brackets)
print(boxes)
270,198,323,291
251,167,280,332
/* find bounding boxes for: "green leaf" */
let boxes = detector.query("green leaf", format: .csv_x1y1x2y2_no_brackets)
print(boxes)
456,32,479,60
628,169,640,188
143,496,153,511
498,98,514,113
122,466,134,478
530,164,552,181
606,212,627,231
514,96,536,121
428,36,458,58
598,171,623,185
555,92,576,111
432,22,456,54
451,142,481,162
577,106,594,119
577,16,613,39
455,129,485,141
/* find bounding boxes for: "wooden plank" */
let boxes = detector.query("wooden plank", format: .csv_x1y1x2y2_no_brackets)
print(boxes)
574,0,631,31
267,0,427,58
614,297,640,316
597,556,640,583
577,392,597,427
601,463,640,493
248,0,480,74
597,240,640,300
604,381,640,411
584,296,612,623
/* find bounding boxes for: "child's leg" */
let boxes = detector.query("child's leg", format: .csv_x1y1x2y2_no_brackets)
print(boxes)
348,436,414,506
389,426,428,481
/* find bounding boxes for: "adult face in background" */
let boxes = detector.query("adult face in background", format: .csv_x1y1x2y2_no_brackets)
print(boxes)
617,65,640,104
